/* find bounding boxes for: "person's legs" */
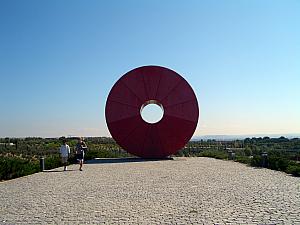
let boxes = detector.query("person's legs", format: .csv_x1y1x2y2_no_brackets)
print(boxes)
64,161,67,171
62,157,68,171
79,159,83,171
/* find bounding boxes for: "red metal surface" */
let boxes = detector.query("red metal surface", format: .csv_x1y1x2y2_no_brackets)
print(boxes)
105,66,199,158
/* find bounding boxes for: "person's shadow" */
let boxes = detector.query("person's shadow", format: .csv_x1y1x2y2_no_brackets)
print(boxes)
43,169,76,173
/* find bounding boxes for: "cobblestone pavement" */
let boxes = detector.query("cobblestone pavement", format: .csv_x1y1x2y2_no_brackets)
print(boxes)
0,157,299,225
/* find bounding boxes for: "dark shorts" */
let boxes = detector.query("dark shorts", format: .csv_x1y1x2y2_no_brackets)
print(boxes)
76,153,84,161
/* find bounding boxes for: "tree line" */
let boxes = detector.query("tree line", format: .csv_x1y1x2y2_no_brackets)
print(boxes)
1,136,300,180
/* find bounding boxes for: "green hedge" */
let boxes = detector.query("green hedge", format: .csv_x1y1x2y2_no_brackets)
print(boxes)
0,155,64,181
44,155,63,170
0,156,39,180
196,150,228,160
235,156,251,164
195,150,300,177
0,149,130,181
286,164,300,176
84,149,130,160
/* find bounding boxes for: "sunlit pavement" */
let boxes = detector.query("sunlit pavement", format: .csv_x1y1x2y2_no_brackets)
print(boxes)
0,157,299,225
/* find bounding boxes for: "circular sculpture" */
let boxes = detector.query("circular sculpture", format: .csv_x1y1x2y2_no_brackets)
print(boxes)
105,65,199,158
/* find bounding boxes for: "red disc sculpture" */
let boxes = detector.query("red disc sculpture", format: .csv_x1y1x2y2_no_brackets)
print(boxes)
105,65,199,158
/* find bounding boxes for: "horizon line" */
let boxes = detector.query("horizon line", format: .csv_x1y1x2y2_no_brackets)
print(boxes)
1,133,300,139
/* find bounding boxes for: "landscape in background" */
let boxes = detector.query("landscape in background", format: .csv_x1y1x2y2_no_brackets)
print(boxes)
193,133,300,141
1,135,300,181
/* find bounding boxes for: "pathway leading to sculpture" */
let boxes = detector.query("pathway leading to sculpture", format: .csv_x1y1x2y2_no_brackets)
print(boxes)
0,157,299,225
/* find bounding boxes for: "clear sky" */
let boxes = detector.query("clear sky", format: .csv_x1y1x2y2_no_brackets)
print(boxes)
0,0,299,137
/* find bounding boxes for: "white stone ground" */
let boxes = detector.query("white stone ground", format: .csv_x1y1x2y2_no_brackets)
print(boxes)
0,157,299,225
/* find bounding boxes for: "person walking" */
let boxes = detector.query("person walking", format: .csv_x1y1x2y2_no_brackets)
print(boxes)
75,137,87,171
59,139,70,171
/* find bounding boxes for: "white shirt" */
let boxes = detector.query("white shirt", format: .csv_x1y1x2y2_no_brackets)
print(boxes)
60,144,70,157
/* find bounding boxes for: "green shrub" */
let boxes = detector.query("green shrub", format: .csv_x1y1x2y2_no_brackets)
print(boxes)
0,155,65,181
85,149,128,160
250,155,262,167
286,164,300,177
0,156,39,180
244,147,252,156
268,155,289,171
235,156,251,164
197,150,227,160
44,155,62,170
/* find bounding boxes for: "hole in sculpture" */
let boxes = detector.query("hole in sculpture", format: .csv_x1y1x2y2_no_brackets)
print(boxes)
140,100,164,124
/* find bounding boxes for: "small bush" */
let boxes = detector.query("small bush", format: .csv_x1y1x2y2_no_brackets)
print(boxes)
197,150,227,160
286,164,300,177
250,155,262,167
0,155,65,181
85,149,129,160
268,155,289,171
235,156,251,164
0,156,39,180
44,155,62,170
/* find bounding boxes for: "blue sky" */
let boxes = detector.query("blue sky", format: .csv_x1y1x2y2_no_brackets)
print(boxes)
0,0,299,137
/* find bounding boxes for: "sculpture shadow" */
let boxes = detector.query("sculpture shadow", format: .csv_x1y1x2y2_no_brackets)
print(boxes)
86,157,173,164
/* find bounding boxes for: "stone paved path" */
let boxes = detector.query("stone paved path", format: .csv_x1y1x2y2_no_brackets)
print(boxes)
0,157,299,225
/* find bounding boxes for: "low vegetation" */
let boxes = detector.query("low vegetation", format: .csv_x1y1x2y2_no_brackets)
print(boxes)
0,137,130,180
1,136,299,180
176,136,300,177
